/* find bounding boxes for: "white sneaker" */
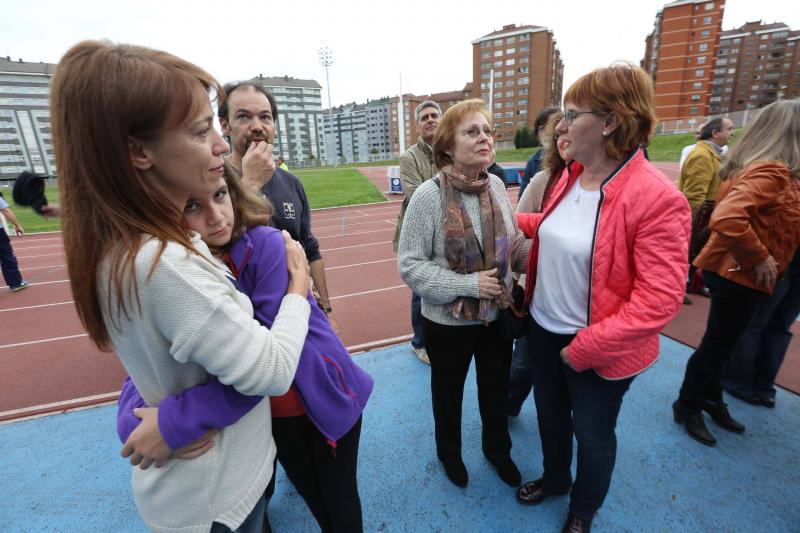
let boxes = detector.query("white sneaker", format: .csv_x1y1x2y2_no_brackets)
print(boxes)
412,345,430,365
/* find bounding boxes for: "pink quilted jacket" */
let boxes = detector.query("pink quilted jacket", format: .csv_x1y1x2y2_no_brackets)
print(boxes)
517,149,691,379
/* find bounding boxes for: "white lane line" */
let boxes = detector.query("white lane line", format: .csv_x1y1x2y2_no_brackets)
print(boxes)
314,218,397,231
9,244,64,251
320,240,392,252
11,263,66,271
0,333,88,350
14,252,65,260
315,227,396,239
326,258,396,271
0,300,74,313
329,284,406,301
0,393,119,422
0,278,69,289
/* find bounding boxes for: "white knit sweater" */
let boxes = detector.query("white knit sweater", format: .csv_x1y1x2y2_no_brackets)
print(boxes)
397,175,530,326
99,233,310,532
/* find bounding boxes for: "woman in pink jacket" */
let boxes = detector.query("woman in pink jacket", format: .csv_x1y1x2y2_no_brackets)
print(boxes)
514,63,690,533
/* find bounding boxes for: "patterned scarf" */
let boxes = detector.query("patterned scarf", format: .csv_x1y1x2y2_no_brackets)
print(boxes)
440,165,514,322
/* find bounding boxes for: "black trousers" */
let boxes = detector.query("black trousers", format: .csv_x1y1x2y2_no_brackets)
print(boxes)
679,271,767,410
267,415,363,533
422,317,513,462
527,318,633,520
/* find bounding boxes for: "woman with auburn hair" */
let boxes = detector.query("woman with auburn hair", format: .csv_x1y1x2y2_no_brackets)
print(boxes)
52,40,311,532
515,63,690,533
675,99,800,446
397,98,530,488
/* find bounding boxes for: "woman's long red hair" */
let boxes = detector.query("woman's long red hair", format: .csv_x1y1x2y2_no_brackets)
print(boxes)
51,40,223,350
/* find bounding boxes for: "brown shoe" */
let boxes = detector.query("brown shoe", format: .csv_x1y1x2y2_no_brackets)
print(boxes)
516,478,570,505
562,513,592,533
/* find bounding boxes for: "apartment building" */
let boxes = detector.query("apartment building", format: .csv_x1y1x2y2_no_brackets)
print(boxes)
642,0,726,121
321,103,370,164
710,21,800,114
253,75,325,165
0,57,57,181
471,24,563,144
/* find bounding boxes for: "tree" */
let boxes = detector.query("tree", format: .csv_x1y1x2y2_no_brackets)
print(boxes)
514,127,539,149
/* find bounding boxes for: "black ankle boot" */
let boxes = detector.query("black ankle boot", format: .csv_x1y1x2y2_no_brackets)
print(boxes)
562,513,592,533
673,400,717,446
703,399,745,433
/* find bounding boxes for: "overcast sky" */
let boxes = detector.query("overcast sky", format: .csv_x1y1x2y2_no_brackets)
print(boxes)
2,0,797,107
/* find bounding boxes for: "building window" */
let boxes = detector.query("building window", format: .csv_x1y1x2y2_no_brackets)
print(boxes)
494,81,502,88
481,72,491,80
701,30,710,38
519,33,530,41
693,82,703,89
697,56,707,64
495,39,503,45
520,45,530,52
481,62,490,69
504,111,513,118
494,50,503,57
495,71,503,78
481,51,490,58
505,80,514,87
690,106,699,114
494,102,502,109
518,99,528,106
518,88,528,95
703,16,712,24
506,36,515,44
494,60,503,67
494,112,502,119
520,56,529,63
695,69,705,76
518,77,529,85
691,94,701,101
506,58,515,66
480,41,490,48
506,48,515,55
519,109,528,115
699,43,708,51
505,69,514,76
518,66,529,73
727,68,736,74
704,2,714,10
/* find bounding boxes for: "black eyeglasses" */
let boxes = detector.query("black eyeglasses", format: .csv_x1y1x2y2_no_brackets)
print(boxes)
564,109,602,125
458,126,496,138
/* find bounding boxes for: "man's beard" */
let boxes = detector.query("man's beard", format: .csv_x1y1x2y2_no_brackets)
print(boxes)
236,130,273,154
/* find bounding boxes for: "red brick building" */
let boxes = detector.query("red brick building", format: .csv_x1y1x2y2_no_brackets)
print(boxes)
642,0,726,121
471,24,563,145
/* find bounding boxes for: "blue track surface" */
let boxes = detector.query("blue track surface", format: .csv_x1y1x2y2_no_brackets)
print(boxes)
1,337,798,532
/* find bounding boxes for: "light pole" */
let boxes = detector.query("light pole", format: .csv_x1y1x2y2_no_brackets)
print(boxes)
319,47,336,166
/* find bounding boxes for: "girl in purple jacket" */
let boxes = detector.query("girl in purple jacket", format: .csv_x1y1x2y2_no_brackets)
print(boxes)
118,169,373,532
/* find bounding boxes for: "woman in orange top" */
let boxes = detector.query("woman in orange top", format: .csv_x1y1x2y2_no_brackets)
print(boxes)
675,100,800,447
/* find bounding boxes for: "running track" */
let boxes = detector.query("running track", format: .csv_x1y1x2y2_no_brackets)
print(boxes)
0,163,681,422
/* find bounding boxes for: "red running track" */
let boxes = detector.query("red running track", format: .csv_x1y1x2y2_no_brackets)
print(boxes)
0,164,680,422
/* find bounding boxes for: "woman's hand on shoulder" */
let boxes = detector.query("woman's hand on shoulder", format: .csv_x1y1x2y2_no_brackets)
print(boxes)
477,268,502,299
120,407,171,470
283,230,310,296
754,255,778,288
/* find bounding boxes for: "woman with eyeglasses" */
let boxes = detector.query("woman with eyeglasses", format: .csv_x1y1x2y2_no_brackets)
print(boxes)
514,63,690,533
397,98,530,488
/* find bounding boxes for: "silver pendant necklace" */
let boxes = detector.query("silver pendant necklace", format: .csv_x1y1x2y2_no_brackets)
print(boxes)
575,179,582,204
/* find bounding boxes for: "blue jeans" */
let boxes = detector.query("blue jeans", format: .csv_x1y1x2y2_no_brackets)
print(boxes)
507,334,532,415
411,291,424,348
527,318,634,520
210,490,268,533
723,269,800,401
0,228,23,288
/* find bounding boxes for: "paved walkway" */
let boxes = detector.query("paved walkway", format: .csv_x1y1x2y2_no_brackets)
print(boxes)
1,337,798,532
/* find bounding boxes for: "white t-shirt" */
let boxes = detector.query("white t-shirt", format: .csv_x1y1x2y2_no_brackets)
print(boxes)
532,178,601,334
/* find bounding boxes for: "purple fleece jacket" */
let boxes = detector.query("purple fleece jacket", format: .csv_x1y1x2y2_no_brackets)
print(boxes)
117,226,373,448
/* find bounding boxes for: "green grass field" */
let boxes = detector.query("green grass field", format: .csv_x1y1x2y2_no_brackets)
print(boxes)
288,168,387,209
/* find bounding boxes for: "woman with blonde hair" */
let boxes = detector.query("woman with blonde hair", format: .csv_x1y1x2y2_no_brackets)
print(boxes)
515,63,690,532
675,99,800,447
397,99,529,488
52,40,311,532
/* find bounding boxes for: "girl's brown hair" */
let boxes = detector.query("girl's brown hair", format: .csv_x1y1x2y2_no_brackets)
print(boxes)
541,111,566,206
51,40,223,350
